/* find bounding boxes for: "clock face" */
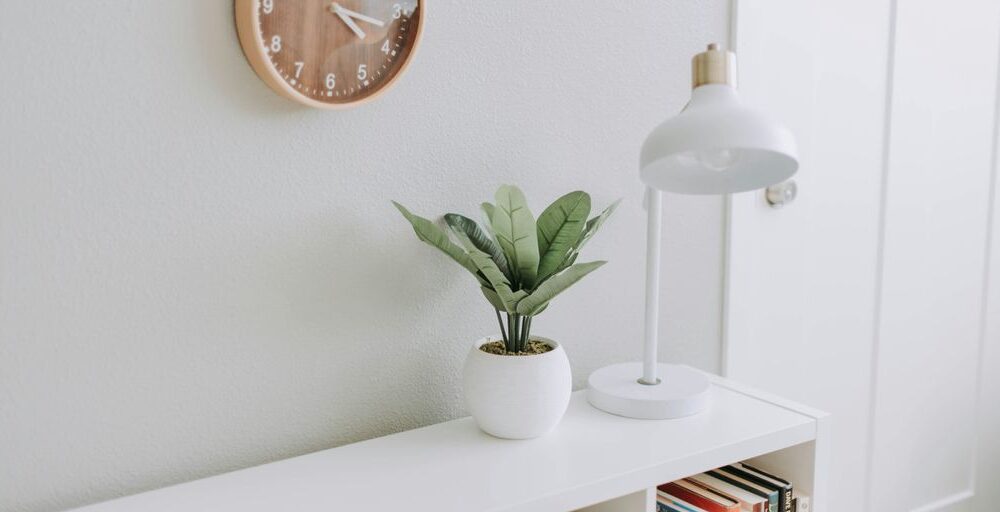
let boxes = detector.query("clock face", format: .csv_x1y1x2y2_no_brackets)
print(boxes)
236,0,423,108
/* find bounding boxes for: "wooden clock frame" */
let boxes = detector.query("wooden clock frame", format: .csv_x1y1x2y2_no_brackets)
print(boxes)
234,0,425,109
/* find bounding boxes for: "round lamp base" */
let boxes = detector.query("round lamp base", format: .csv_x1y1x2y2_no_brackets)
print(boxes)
587,362,711,419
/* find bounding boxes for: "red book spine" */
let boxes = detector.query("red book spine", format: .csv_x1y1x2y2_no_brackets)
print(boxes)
658,482,731,512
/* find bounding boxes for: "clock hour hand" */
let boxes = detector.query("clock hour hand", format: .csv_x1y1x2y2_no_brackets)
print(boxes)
333,4,385,27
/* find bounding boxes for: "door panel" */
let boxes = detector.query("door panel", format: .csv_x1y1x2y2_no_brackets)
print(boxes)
972,119,1000,512
731,0,1000,510
869,1,1000,510
728,1,890,510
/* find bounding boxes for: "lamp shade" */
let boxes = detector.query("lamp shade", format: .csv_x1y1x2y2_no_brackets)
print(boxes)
639,83,799,195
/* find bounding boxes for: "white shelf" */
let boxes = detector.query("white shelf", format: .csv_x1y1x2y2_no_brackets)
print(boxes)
71,371,829,512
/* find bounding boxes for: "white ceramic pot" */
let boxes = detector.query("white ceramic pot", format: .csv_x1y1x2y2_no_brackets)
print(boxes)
462,335,572,439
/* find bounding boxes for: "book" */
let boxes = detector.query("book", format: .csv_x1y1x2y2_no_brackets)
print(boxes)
657,491,710,512
658,501,684,512
723,463,792,512
716,464,791,512
658,480,740,512
741,463,794,512
658,497,702,512
706,468,779,512
688,473,769,512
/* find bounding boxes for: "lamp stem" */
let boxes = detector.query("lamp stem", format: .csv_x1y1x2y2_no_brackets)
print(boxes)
641,187,662,385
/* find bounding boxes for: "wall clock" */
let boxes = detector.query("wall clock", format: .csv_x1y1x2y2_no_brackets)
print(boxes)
235,0,423,109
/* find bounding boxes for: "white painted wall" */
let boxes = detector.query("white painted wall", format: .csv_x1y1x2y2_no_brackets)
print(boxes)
0,2,730,511
728,1,1000,511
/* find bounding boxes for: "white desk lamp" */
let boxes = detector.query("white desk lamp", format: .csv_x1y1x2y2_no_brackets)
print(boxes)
587,43,799,419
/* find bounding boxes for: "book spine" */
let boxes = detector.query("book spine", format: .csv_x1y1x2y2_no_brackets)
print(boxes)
739,464,792,512
705,469,773,512
715,466,778,512
659,483,727,512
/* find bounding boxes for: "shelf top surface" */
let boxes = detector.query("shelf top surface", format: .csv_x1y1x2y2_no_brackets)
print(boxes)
72,376,821,512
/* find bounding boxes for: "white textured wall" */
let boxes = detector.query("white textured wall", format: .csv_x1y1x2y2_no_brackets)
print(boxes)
0,2,729,511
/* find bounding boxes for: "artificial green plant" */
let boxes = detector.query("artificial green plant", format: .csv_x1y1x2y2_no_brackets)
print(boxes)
393,185,618,354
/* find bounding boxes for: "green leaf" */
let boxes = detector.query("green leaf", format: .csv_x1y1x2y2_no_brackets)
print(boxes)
480,286,505,311
492,185,539,289
481,202,496,224
444,213,511,280
515,261,606,316
536,191,591,281
544,199,619,279
480,202,496,237
466,248,527,313
392,201,481,279
571,199,621,259
552,252,579,277
507,290,528,312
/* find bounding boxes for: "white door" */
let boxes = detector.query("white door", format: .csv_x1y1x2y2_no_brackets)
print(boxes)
727,1,1000,510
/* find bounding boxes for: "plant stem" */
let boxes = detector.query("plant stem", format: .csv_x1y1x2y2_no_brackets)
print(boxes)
521,316,531,350
524,316,532,347
506,313,515,353
519,315,527,352
513,314,522,353
516,319,522,351
495,309,508,345
520,316,528,350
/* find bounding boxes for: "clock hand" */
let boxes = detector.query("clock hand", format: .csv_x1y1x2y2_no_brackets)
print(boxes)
330,4,367,39
333,4,386,27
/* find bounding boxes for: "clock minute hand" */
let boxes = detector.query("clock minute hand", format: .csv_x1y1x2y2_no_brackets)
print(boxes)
330,4,367,39
334,4,386,27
